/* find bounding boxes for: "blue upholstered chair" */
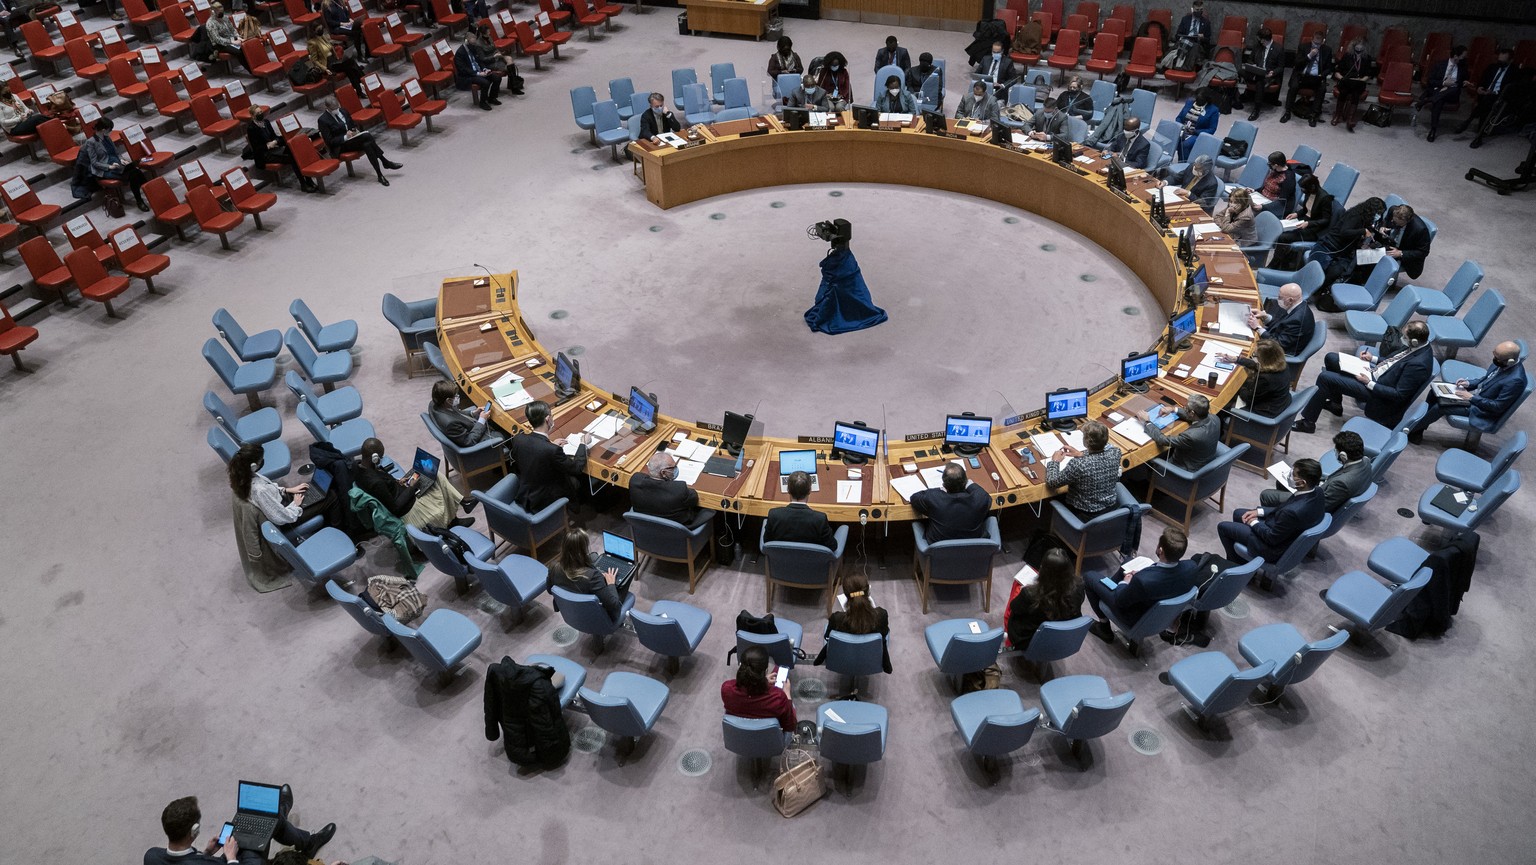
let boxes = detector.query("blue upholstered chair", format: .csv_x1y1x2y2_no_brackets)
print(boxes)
326,579,392,638
202,337,277,411
1237,623,1349,698
1179,556,1262,645
824,630,887,700
1323,567,1432,636
580,672,670,764
818,700,887,791
912,516,1000,613
1213,119,1256,178
682,82,715,125
289,298,357,352
591,99,630,160
1435,432,1527,493
423,340,452,380
1129,88,1155,129
1165,651,1275,727
297,402,373,458
919,70,944,112
1418,469,1520,535
762,524,847,614
203,390,281,445
1331,257,1400,312
1020,615,1094,668
1427,288,1505,359
1144,139,1166,174
1167,130,1218,178
872,63,904,103
998,84,1036,130
1240,210,1283,267
708,61,736,102
526,653,586,709
1145,442,1248,530
1039,674,1135,758
551,585,635,650
208,425,291,479
626,91,650,142
1321,160,1358,205
670,67,697,110
1228,152,1268,193
1102,586,1198,656
420,411,507,484
1290,143,1321,170
1287,321,1327,386
924,618,1004,690
465,552,548,623
774,73,801,105
406,523,494,593
380,292,437,376
1447,375,1531,449
1281,199,1341,262
1235,513,1330,588
723,715,787,787
1441,339,1528,394
472,474,567,558
1049,483,1148,573
569,85,597,140
382,608,482,678
212,307,281,361
951,689,1039,775
282,370,362,427
1255,260,1324,302
713,107,753,122
1407,259,1482,317
629,600,712,674
624,511,713,593
284,327,352,391
261,521,358,589
1226,385,1315,474
608,76,636,119
1345,287,1419,346
1367,536,1429,585
1088,78,1115,122
721,77,757,116
737,616,804,669
1314,483,1377,548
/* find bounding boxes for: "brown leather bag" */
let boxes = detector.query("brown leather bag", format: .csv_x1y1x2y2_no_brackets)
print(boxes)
772,749,825,817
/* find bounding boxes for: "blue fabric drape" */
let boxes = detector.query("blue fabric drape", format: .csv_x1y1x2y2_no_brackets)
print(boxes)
804,248,888,335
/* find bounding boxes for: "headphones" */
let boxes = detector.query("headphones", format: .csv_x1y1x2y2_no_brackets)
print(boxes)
190,823,201,839
249,462,261,473
371,451,382,466
1338,450,1349,463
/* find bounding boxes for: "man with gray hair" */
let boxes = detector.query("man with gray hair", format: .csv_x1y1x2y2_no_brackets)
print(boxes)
316,95,401,186
1138,393,1219,471
1247,282,1315,356
629,451,711,529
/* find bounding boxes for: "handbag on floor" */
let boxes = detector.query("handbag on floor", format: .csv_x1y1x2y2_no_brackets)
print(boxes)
1361,103,1392,128
772,749,826,817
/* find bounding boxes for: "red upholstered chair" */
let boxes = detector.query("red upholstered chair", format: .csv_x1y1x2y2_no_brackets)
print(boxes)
139,45,177,83
1421,32,1452,72
1011,12,1048,65
108,226,170,292
515,20,554,70
63,214,115,266
20,21,67,72
98,26,141,64
336,86,380,128
590,0,621,24
1041,0,1063,38
1377,61,1416,114
1,177,61,234
429,0,467,33
535,15,571,51
186,186,244,250
0,218,18,262
283,0,321,28
181,64,226,101
107,58,150,110
266,28,306,67
286,133,341,192
1219,15,1247,41
149,75,192,131
378,88,422,147
385,13,425,50
19,237,74,303
1100,17,1128,49
568,0,606,40
1108,4,1134,35
538,0,570,27
180,160,231,205
220,168,276,229
1074,2,1100,37
122,123,173,173
1065,14,1089,36
38,118,80,168
997,9,1018,39
161,2,198,43
411,47,452,95
242,38,286,89
191,94,241,152
122,0,165,37
402,78,445,131
1085,32,1121,77
143,176,195,239
1262,18,1286,50
1049,28,1082,74
64,248,131,317
363,20,403,71
221,81,262,122
54,10,96,44
0,301,39,371
1147,7,1171,37
483,14,517,52
1125,36,1159,82
65,39,110,93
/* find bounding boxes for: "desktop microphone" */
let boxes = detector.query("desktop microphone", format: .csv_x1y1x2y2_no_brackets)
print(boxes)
471,263,503,294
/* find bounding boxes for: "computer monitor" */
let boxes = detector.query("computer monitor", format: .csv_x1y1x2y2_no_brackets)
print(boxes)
1184,261,1208,305
1121,351,1159,393
779,449,816,477
1177,225,1196,267
851,104,879,129
781,106,809,131
1107,154,1127,192
627,386,657,432
922,109,948,135
944,414,993,456
1168,307,1198,354
832,421,879,464
600,531,634,561
1052,135,1073,165
990,120,1011,147
722,411,753,456
554,351,580,399
1046,388,1089,431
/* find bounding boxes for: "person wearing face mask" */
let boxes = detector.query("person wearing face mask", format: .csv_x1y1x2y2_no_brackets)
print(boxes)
245,105,317,193
201,3,255,72
630,451,712,529
1246,282,1314,356
1135,394,1219,471
1331,38,1376,131
1170,153,1220,213
971,39,1017,99
1260,431,1371,513
1173,87,1218,159
317,95,402,187
1237,27,1281,122
1407,341,1527,444
1218,459,1326,566
144,793,336,865
874,74,916,114
768,35,803,84
1281,28,1333,126
1293,320,1435,435
1058,75,1094,120
905,51,938,94
1420,45,1469,142
787,64,832,110
955,79,998,122
353,437,470,530
639,91,680,141
1027,93,1066,140
1463,47,1516,146
508,400,593,513
874,34,910,72
429,379,501,448
1363,203,1432,281
816,51,852,110
80,118,148,212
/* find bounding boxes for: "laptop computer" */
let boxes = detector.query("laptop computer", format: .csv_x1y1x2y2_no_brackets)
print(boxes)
231,780,283,849
300,467,332,506
778,449,820,493
400,447,439,496
591,531,638,591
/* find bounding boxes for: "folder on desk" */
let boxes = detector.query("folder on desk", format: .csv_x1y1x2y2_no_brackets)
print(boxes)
674,460,706,486
1336,354,1372,377
1215,301,1255,338
657,132,688,149
836,480,862,504
584,415,624,440
1112,417,1152,446
890,475,927,503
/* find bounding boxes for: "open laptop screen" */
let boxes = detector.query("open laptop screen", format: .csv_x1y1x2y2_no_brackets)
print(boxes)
779,449,816,476
601,532,635,562
238,782,281,815
412,448,439,477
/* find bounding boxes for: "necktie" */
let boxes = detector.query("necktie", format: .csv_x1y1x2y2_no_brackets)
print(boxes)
989,58,998,81
1492,66,1505,94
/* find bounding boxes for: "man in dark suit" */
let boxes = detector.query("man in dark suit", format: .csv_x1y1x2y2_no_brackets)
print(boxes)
1409,341,1527,443
764,470,836,549
1282,28,1334,126
1118,117,1152,169
874,34,911,72
144,793,335,865
1139,394,1220,471
1218,458,1327,563
1260,431,1372,512
1240,27,1283,121
630,452,711,528
244,106,315,193
1247,282,1315,356
1462,47,1515,145
1173,0,1212,56
316,96,400,186
429,380,501,448
1028,95,1067,141
909,462,990,542
955,79,999,122
1293,321,1435,434
637,91,681,142
454,38,501,111
1369,204,1433,281
1420,45,1469,141
971,39,1017,99
1084,526,1202,641
507,400,590,513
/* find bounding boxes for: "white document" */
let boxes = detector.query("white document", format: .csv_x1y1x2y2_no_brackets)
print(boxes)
1121,555,1155,574
657,132,688,148
1013,563,1039,587
674,460,706,486
1281,218,1305,230
496,387,533,412
1154,186,1184,202
1191,362,1233,385
878,112,913,124
1011,132,1028,146
1267,461,1296,492
809,111,832,127
967,120,990,135
1191,221,1222,238
583,414,623,440
1336,353,1372,377
1216,301,1255,338
1060,431,1087,451
1432,381,1467,401
1250,190,1272,207
890,475,927,503
675,439,715,462
562,439,584,456
1030,432,1065,454
1073,154,1094,164
1356,247,1387,266
1112,417,1152,446
918,466,946,489
836,480,862,504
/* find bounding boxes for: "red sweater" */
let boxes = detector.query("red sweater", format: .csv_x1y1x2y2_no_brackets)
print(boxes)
721,680,797,731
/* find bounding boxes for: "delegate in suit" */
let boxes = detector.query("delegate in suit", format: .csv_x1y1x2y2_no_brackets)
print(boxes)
1084,527,1203,641
955,80,999,122
316,95,400,186
764,471,836,549
971,39,1017,98
1259,431,1372,512
638,92,681,141
909,463,991,542
1294,320,1435,434
1248,282,1315,356
507,400,591,513
1219,459,1328,563
1239,28,1284,121
1282,29,1334,125
1408,341,1527,443
1419,45,1470,141
630,452,712,528
1140,394,1220,471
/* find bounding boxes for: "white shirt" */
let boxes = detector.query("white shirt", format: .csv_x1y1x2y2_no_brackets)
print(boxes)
250,473,301,525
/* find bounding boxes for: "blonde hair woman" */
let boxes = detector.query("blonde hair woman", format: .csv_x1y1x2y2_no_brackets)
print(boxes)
1217,187,1259,246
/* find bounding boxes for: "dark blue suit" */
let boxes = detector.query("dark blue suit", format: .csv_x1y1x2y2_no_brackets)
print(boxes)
1084,558,1201,624
1413,360,1528,435
453,44,500,104
1302,344,1434,428
1259,298,1315,357
1218,488,1326,563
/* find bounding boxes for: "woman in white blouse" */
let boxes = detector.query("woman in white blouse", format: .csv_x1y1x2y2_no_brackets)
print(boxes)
229,442,314,526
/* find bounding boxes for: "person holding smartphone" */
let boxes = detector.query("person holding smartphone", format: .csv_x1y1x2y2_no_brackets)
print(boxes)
144,794,335,865
428,379,504,449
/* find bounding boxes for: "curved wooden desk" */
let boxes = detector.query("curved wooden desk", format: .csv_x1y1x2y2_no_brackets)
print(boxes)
437,115,1262,523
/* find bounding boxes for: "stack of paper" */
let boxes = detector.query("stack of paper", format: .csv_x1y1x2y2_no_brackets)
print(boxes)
1013,563,1039,587
674,460,706,485
809,111,832,127
1190,221,1222,238
1267,461,1296,492
878,112,913,124
1112,417,1152,446
492,371,533,410
1281,218,1305,230
1356,247,1386,266
583,414,624,441
1336,353,1372,377
1121,555,1155,574
890,475,927,502
967,120,990,135
1189,361,1233,385
918,466,947,490
1153,186,1184,203
1215,301,1255,338
657,132,688,148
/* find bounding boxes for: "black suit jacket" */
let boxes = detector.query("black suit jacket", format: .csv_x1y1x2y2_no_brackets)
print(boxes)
354,461,414,517
875,45,911,71
317,107,357,156
145,849,229,865
1381,214,1432,279
1108,558,1201,622
1249,39,1282,80
909,483,991,542
1235,359,1292,417
1260,298,1315,356
245,119,285,164
1293,43,1334,79
765,501,836,549
1365,345,1434,427
1427,57,1469,93
1294,189,1335,238
1247,487,1326,561
638,107,681,139
629,472,701,526
507,431,586,513
1123,131,1151,169
431,403,489,447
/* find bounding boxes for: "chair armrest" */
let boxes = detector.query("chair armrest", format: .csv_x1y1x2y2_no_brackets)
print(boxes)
984,516,1001,547
1224,405,1263,425
404,297,437,319
685,518,712,541
527,496,569,524
830,525,849,560
1150,457,1199,483
911,521,930,555
455,434,507,457
1048,499,1088,531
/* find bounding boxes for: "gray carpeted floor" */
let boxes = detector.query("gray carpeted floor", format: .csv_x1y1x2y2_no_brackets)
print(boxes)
1,9,1533,865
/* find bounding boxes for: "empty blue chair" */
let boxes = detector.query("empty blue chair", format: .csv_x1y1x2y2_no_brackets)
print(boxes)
1024,67,1052,88
682,82,715,125
912,516,1000,612
1213,119,1257,178
261,520,358,589
202,337,277,411
1237,623,1350,698
1049,483,1149,571
208,425,290,479
297,402,373,458
708,61,736,102
203,389,281,445
1230,152,1268,193
1144,139,1166,174
1129,87,1155,129
1345,287,1419,346
289,298,357,352
627,91,650,141
570,85,598,140
723,715,787,787
1418,469,1520,535
1144,441,1248,530
1102,586,1198,656
1428,288,1505,359
630,600,712,674
326,579,392,638
1167,131,1219,178
526,653,586,709
406,523,494,593
592,99,630,160
382,608,482,678
998,84,1036,130
1287,320,1327,385
872,63,904,103
1240,210,1283,266
625,511,713,593
551,585,635,650
1314,483,1378,546
421,411,507,485
774,72,801,105
1236,513,1331,587
1226,385,1315,473
284,327,352,391
1367,536,1429,585
465,551,549,622
1165,651,1275,727
1323,567,1432,636
713,107,753,122
282,370,362,427
423,340,451,380
1039,674,1135,758
818,700,887,790
1290,144,1321,170
670,67,697,110
580,671,670,764
1065,114,1089,144
824,630,887,700
1021,615,1094,667
924,618,1004,689
951,689,1039,775
737,616,804,669
380,292,437,376
1436,431,1527,493
1408,259,1482,316
1088,78,1115,122
762,524,848,614
1256,259,1325,303
1180,556,1263,644
608,76,636,119
1331,256,1400,312
472,473,567,559
212,307,281,361
1321,161,1358,205
1151,118,1180,154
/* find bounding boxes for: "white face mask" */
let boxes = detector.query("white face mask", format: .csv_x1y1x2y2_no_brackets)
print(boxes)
888,88,900,96
829,63,841,72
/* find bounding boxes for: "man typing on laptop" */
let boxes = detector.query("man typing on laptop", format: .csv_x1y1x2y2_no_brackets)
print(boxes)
352,437,471,531
144,784,335,865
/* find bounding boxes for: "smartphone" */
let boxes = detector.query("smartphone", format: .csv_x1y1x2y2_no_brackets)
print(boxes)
218,823,235,846
483,400,492,413
967,456,981,469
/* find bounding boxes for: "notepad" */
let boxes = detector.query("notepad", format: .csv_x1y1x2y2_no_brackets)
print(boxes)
657,132,688,148
1191,221,1221,237
584,414,624,441
1112,417,1152,446
836,480,862,504
1336,353,1372,377
1432,381,1468,402
918,466,946,489
1356,247,1387,266
890,475,927,502
1281,218,1305,230
674,460,706,486
1121,555,1155,574
1216,301,1255,338
1267,461,1296,492
1013,563,1039,587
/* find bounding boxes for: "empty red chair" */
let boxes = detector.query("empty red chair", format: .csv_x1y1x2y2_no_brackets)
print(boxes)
1075,1,1100,35
180,160,230,205
514,20,554,69
568,0,606,40
591,0,620,21
149,76,192,131
122,124,173,172
538,0,570,27
122,0,164,33
191,93,240,152
221,81,261,122
65,39,110,92
286,133,340,192
139,45,177,83
1146,7,1171,37
335,86,380,128
20,21,67,71
1125,35,1159,81
1048,28,1082,73
181,64,226,101
997,9,1018,38
1220,15,1247,41
1100,17,1128,47
411,47,452,95
108,226,170,292
0,216,17,261
1377,61,1415,109
377,88,422,147
1108,3,1133,34
484,14,518,52
362,20,403,71
1065,13,1089,35
0,301,38,371
162,2,198,43
220,168,276,229
385,13,425,50
283,0,321,28
98,26,141,64
267,28,306,67
1215,28,1241,50
243,38,285,86
143,176,196,239
535,15,570,51
1,177,61,233
64,248,131,317
1041,0,1063,38
107,57,150,109
53,10,93,44
1085,32,1120,76
402,78,445,131
186,186,244,250
1516,39,1536,70
19,237,74,303
63,214,115,266
38,119,81,168
429,0,467,33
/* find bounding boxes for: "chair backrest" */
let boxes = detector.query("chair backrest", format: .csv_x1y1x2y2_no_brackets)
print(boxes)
970,706,1039,756
423,341,450,379
933,625,1004,674
713,107,753,122
1129,36,1158,68
326,579,392,636
201,390,242,438
820,716,884,764
1144,139,1165,172
1291,144,1321,170
1275,628,1350,687
283,327,320,377
381,612,454,671
259,521,319,583
628,90,650,121
1235,153,1269,189
1439,260,1483,309
282,369,319,408
201,337,240,388
873,63,904,102
1464,469,1520,530
1378,286,1421,331
609,76,635,108
294,401,332,445
1359,256,1402,307
1122,587,1197,640
626,510,700,558
581,687,648,737
710,62,736,95
1323,162,1359,205
671,67,697,106
551,585,625,634
1198,658,1275,717
1321,483,1377,540
737,628,797,668
824,630,885,677
1055,28,1082,55
1191,557,1263,613
1186,130,1220,165
1007,83,1035,109
1224,118,1257,153
1483,431,1529,483
722,76,752,110
1250,210,1282,254
405,523,472,580
569,84,597,121
288,297,324,342
1129,87,1155,128
776,73,802,102
1153,117,1181,149
1272,513,1332,574
1461,288,1506,343
924,519,1001,578
211,308,252,355
1370,433,1408,481
630,607,693,657
206,424,240,463
1059,688,1134,740
683,82,712,117
1066,115,1088,143
722,715,785,759
1367,567,1433,629
1022,615,1093,663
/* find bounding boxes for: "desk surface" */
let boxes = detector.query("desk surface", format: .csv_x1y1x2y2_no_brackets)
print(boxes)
438,115,1261,522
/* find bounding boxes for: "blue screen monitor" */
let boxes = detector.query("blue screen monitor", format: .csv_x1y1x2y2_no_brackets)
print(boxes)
945,415,993,447
1170,308,1198,348
1190,263,1207,287
1122,352,1159,386
601,531,635,561
628,386,657,430
1046,389,1090,423
238,782,282,815
779,449,817,476
833,421,879,459
554,351,579,395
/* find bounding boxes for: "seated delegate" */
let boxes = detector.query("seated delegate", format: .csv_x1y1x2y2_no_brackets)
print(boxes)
1046,419,1122,521
1247,282,1314,356
811,573,891,672
874,75,917,114
1407,340,1527,443
630,451,712,529
1084,526,1201,642
547,527,628,625
353,437,470,531
722,645,796,732
507,400,592,512
1007,547,1084,649
1218,458,1326,563
144,792,335,865
1259,431,1371,513
1218,338,1292,418
954,79,998,123
1293,320,1434,434
909,462,990,542
428,379,496,447
764,470,836,549
1138,393,1219,472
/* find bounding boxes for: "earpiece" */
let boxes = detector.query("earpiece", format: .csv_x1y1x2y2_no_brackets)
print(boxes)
371,452,382,466
1338,450,1348,463
249,462,261,473
190,823,200,839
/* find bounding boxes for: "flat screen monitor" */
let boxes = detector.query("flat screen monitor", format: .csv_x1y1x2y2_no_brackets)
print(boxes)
990,120,1011,146
1052,135,1073,165
600,531,635,562
851,104,879,129
1122,352,1159,387
922,109,948,134
722,411,752,455
779,449,816,476
1107,154,1126,191
1169,307,1198,350
832,421,879,461
627,386,657,431
781,106,809,131
1188,262,1207,287
1046,389,1089,424
945,415,993,447
554,351,579,395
